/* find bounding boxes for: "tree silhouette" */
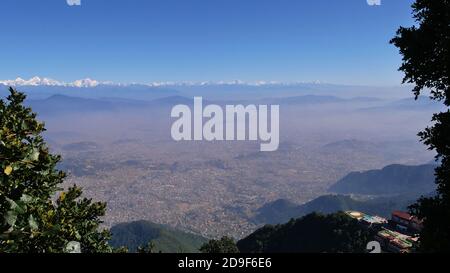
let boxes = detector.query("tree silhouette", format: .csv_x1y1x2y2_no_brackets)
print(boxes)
0,88,111,253
391,0,450,252
200,236,239,253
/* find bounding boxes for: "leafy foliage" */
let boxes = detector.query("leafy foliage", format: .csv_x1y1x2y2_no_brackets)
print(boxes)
0,87,111,253
237,212,372,253
200,236,240,253
391,0,449,104
391,0,450,252
137,241,158,253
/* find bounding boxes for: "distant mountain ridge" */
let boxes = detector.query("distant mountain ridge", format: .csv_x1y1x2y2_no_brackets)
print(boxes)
253,194,420,225
260,95,383,105
16,94,387,116
329,164,436,195
27,95,117,114
1,79,415,101
360,96,444,112
254,163,436,224
22,93,385,113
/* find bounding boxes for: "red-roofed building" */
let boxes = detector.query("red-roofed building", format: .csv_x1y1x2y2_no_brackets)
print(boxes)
391,211,423,234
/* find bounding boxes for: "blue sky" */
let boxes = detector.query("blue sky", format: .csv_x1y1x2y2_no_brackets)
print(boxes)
0,0,415,85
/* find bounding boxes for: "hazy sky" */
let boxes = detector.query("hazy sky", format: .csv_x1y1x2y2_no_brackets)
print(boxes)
0,0,415,85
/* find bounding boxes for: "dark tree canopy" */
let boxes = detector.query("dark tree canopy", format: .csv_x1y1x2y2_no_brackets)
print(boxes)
200,236,240,253
237,212,372,253
391,0,450,252
391,0,449,105
0,88,111,253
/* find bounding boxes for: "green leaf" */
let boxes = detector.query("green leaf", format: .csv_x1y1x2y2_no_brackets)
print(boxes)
5,197,18,210
28,215,38,230
21,120,29,131
4,210,18,227
6,197,26,214
26,148,40,162
65,241,81,253
20,194,33,203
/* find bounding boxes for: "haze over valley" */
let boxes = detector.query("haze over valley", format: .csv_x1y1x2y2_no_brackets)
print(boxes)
1,81,437,238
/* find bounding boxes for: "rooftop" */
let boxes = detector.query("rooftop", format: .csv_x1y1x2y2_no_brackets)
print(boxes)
362,215,388,225
345,211,365,220
392,211,423,225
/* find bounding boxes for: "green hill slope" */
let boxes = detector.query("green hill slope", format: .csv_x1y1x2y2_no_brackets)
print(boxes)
110,220,208,253
238,212,372,253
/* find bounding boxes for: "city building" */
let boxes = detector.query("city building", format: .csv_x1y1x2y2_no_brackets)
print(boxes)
391,211,423,235
345,210,422,253
375,228,419,253
345,211,387,229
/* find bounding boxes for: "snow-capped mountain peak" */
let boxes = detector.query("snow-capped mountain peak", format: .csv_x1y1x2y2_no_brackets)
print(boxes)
0,76,104,88
71,78,99,88
1,76,326,88
0,76,61,86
